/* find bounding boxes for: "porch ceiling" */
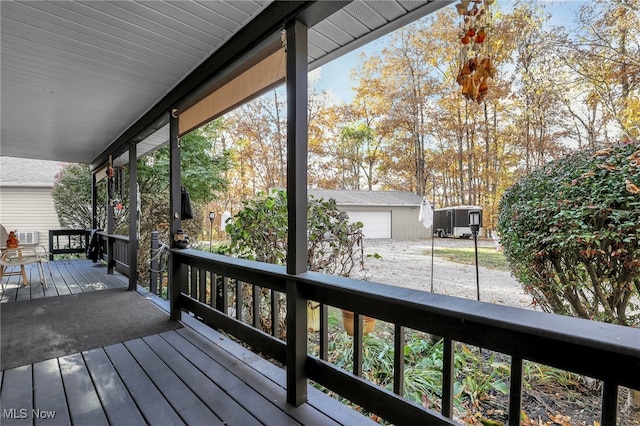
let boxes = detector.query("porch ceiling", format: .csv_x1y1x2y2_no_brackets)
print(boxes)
1,0,448,166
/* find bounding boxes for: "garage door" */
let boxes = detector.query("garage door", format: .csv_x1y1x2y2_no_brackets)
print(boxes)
345,211,392,239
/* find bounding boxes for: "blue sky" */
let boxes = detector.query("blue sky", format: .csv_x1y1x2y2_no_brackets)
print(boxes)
311,0,585,104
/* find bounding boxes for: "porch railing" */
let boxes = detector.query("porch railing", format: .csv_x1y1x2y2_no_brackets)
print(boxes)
48,229,90,260
170,248,639,426
96,231,129,277
48,229,129,278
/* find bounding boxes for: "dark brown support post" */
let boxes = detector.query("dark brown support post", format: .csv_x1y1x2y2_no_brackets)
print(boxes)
92,172,98,230
509,356,524,426
150,231,159,295
209,272,220,310
170,253,183,321
285,19,308,407
222,276,229,315
320,303,328,360
286,278,307,406
442,338,455,418
253,285,260,328
169,111,182,248
236,280,242,322
169,111,182,321
106,159,115,274
353,313,363,376
600,382,618,426
190,269,197,298
271,290,279,337
393,324,405,395
198,269,206,303
128,144,138,290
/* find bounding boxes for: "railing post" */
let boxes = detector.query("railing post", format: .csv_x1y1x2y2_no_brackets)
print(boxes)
107,234,114,274
84,229,90,255
127,142,139,291
170,251,182,321
393,324,405,395
150,231,159,295
285,19,309,407
286,278,307,406
509,356,524,426
48,230,54,261
601,382,618,426
442,338,455,418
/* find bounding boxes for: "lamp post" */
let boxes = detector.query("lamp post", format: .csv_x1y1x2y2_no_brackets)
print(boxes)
209,211,215,252
469,210,481,301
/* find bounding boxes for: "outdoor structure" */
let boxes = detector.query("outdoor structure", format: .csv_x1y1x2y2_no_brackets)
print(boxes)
0,157,64,252
433,205,483,239
309,189,430,239
1,2,638,426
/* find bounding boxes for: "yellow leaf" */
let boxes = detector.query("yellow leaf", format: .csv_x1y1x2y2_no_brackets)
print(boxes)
598,163,616,171
480,419,504,426
592,148,612,157
626,179,640,194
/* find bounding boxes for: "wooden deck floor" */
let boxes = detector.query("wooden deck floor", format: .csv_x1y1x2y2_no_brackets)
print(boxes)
1,258,128,303
0,261,376,426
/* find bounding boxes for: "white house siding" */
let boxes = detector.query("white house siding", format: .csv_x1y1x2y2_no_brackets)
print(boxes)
0,186,60,252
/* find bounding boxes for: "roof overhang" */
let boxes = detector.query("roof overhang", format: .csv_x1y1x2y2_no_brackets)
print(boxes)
1,1,451,167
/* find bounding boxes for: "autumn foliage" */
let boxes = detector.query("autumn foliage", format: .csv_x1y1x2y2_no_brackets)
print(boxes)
498,141,640,326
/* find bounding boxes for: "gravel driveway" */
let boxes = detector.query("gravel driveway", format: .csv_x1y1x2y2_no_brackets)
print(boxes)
350,238,538,311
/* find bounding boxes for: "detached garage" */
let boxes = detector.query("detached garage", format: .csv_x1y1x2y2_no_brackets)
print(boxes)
308,189,431,240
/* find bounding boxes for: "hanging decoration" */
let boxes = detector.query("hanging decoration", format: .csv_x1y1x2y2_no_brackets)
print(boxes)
455,0,496,103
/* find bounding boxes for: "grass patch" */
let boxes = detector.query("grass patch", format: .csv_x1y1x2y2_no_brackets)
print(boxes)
429,246,510,271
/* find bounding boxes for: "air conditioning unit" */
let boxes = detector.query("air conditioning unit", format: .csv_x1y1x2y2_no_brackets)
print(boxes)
17,231,39,245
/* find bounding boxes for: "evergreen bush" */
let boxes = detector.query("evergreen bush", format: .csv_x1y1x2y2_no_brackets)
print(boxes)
222,189,364,276
498,141,640,325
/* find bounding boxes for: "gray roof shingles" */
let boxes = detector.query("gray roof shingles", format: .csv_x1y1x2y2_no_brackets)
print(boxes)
308,189,422,206
0,156,66,186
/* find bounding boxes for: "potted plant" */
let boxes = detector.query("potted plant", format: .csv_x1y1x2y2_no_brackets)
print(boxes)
307,301,321,332
341,310,376,336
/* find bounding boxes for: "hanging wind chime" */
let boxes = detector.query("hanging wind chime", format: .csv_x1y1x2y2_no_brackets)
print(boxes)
455,0,496,103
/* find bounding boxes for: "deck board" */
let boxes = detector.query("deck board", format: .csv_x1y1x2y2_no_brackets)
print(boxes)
59,353,109,426
123,338,224,425
1,258,127,303
1,280,377,425
45,260,73,296
142,334,263,426
1,326,377,426
180,318,376,426
103,343,185,426
83,348,147,426
1,365,33,425
159,330,301,426
33,359,72,426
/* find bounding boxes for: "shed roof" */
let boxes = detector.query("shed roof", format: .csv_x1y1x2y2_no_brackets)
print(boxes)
308,189,423,206
0,156,65,187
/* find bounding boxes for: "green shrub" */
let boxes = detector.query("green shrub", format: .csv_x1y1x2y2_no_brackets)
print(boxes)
222,189,364,276
220,190,364,338
497,141,640,325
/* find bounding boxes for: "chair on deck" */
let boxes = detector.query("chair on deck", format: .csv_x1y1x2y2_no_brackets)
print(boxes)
0,225,50,289
0,224,7,247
